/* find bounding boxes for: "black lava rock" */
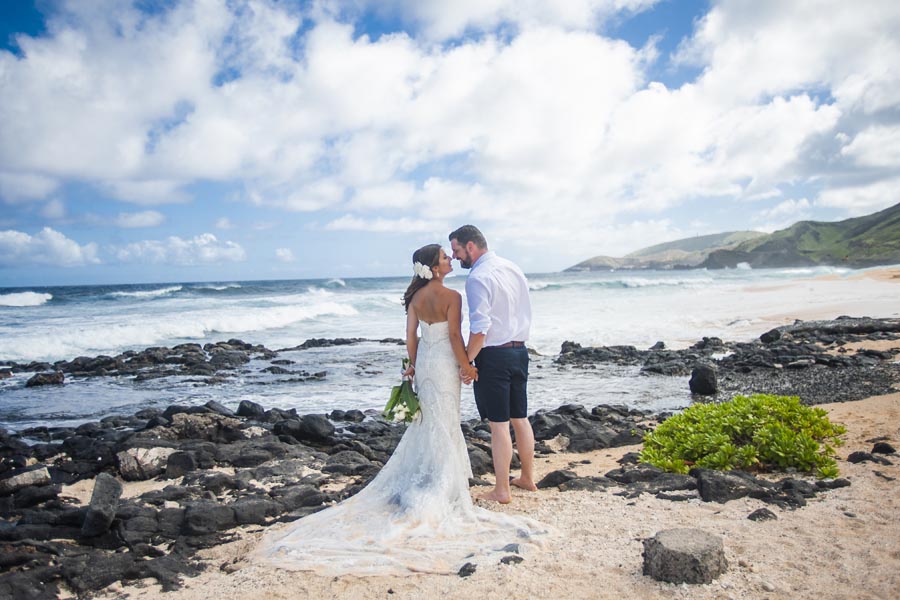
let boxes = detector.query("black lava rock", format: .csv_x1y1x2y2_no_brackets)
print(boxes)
747,507,778,521
81,473,123,537
536,469,578,489
689,364,718,395
872,442,896,454
25,372,65,387
237,400,266,419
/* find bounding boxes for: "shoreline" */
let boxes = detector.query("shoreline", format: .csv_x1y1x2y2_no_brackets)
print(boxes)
1,316,898,598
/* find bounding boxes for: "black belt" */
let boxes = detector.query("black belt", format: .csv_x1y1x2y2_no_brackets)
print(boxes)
486,341,525,348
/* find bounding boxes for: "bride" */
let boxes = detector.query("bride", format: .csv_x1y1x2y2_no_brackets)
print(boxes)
255,244,546,575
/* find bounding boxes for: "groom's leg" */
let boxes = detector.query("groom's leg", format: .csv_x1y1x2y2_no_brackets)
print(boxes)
509,346,536,491
474,349,514,503
510,418,536,491
485,420,513,502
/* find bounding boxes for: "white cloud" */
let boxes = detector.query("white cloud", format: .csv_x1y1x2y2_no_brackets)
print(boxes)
41,199,67,219
275,247,295,262
325,215,445,233
840,125,900,168
675,1,900,111
250,180,346,213
753,198,812,232
114,233,246,265
215,217,234,230
115,210,165,228
817,177,900,216
0,227,100,267
0,172,59,202
350,182,417,210
0,1,229,181
103,180,190,205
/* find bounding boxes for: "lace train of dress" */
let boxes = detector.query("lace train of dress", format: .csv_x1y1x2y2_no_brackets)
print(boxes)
254,321,547,575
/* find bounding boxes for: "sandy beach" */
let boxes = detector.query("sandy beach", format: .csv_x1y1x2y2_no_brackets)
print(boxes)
88,393,900,600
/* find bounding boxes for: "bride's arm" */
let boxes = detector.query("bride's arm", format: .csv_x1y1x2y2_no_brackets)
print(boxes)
404,306,419,378
448,293,477,380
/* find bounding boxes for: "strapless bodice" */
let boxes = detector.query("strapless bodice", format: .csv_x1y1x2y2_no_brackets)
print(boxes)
419,320,450,342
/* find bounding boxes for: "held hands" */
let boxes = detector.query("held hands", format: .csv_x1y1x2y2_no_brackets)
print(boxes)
459,363,478,385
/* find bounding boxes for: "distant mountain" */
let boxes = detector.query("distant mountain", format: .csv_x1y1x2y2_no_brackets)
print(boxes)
565,231,766,271
566,202,900,271
700,202,900,269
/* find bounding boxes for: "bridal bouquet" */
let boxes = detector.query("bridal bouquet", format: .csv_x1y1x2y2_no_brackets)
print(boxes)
384,358,421,423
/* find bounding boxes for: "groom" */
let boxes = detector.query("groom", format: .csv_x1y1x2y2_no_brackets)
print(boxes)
449,225,537,504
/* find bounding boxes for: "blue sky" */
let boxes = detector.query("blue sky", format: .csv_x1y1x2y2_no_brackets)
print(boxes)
1,0,899,286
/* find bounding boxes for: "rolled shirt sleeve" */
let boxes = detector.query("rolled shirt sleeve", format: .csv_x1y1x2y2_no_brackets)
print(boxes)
465,276,492,335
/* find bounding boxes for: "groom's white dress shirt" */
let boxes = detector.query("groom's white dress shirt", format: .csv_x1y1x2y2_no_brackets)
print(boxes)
465,251,531,347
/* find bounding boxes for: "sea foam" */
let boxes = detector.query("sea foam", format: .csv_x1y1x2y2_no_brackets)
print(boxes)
0,292,52,307
0,300,360,363
110,286,183,299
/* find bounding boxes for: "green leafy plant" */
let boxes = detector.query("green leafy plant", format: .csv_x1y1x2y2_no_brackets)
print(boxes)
640,394,846,479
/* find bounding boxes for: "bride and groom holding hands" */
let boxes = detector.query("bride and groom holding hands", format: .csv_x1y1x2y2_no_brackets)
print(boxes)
256,224,545,575
402,224,537,503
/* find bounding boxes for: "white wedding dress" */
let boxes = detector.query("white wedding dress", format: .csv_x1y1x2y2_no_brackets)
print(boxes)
255,321,546,575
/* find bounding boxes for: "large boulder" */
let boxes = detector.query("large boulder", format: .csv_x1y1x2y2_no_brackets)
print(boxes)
688,364,718,395
81,473,124,537
116,447,177,481
203,400,236,417
642,528,727,584
231,497,280,525
273,414,335,443
164,452,197,479
182,501,236,535
237,400,266,419
270,484,328,510
25,371,65,387
0,467,52,496
467,445,493,476
693,468,769,503
323,450,374,475
760,328,782,344
536,469,579,489
605,463,665,484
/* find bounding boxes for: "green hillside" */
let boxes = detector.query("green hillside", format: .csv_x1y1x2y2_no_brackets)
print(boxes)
565,230,765,271
566,203,900,271
702,202,900,268
625,231,766,258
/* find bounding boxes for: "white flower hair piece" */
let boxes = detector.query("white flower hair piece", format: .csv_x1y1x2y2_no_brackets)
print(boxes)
413,261,434,280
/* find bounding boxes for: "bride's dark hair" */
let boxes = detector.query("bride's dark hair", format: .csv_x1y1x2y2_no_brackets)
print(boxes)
403,244,442,312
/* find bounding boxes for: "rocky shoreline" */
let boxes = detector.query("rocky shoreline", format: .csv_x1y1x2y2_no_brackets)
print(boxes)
1,317,898,597
557,316,900,404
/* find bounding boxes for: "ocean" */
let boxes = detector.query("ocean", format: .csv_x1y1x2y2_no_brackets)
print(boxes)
1,266,897,432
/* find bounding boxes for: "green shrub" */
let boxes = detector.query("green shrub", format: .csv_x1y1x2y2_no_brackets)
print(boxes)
639,394,846,479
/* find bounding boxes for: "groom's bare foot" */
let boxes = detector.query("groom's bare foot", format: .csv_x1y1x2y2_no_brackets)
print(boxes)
477,489,511,504
510,477,537,492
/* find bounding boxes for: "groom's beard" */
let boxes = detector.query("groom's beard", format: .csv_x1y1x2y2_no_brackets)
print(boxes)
459,258,473,269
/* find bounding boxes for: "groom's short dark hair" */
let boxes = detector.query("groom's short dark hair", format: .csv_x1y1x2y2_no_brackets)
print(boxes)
449,225,487,249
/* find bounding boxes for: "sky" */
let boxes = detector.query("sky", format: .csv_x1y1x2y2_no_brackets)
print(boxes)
1,0,899,286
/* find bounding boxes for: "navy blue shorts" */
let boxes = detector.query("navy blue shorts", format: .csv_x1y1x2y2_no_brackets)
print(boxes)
473,346,529,422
